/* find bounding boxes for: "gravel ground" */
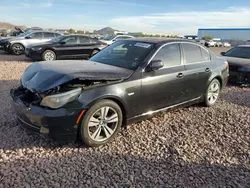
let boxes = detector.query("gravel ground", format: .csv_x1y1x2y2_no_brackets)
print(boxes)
0,51,250,187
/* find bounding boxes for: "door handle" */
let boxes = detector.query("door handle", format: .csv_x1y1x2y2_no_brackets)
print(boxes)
177,73,184,78
205,68,211,72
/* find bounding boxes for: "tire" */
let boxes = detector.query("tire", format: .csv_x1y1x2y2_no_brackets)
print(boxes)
42,50,56,61
11,43,24,55
91,49,100,57
204,79,221,107
80,100,123,147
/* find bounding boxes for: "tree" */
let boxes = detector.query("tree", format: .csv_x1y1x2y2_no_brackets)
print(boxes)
202,36,213,41
68,28,75,34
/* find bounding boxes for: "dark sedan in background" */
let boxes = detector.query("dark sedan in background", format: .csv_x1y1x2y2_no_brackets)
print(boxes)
221,45,250,85
11,38,228,147
25,35,107,61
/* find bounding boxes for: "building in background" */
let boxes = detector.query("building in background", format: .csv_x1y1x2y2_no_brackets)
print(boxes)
198,28,250,41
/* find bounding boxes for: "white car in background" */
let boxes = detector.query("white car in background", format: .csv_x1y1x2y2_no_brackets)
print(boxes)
223,42,231,47
207,40,217,47
99,34,134,45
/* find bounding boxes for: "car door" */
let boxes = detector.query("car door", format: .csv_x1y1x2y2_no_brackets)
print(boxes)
25,32,43,45
181,42,213,99
54,36,78,59
141,43,190,112
77,36,96,58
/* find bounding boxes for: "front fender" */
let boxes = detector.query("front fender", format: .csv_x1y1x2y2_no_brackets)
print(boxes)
77,84,128,112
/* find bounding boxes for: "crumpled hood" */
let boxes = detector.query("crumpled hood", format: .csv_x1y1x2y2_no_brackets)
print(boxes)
21,60,133,93
224,56,250,67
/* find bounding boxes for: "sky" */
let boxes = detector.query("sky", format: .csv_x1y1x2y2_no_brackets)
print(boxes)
1,0,250,35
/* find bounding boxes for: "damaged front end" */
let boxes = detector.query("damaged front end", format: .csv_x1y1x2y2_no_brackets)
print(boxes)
10,78,118,141
10,60,132,141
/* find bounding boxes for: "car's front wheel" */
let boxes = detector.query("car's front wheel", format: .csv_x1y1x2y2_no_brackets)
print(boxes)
11,43,24,55
80,100,123,147
42,50,56,61
204,79,221,107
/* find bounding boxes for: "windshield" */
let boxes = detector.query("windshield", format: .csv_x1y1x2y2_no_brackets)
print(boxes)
18,31,32,37
89,40,155,70
102,35,116,41
50,35,65,43
224,47,250,59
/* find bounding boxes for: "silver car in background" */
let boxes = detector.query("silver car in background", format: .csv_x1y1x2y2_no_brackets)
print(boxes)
3,31,62,55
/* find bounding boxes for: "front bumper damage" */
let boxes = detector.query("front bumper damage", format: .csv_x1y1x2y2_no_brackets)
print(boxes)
10,87,83,142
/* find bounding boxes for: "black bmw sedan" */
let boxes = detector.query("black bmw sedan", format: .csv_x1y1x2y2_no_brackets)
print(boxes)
10,38,229,147
25,35,107,61
221,45,250,85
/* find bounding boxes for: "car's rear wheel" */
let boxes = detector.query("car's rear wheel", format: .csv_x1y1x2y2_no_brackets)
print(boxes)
91,49,100,57
80,100,123,147
42,50,56,61
11,43,24,55
204,79,221,107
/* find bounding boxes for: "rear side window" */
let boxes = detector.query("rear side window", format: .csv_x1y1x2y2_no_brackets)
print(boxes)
44,32,55,38
182,43,203,64
79,36,91,44
153,43,181,67
200,47,210,61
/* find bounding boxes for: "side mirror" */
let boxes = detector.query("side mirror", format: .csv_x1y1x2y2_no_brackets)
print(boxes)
146,60,164,72
25,36,31,39
59,41,66,45
220,52,226,56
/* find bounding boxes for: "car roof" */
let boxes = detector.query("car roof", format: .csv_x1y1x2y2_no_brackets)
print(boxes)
237,45,250,47
126,37,197,44
65,34,95,38
116,34,133,37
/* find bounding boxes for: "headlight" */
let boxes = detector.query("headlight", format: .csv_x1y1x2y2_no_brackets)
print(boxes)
40,88,82,109
238,67,250,72
31,47,42,51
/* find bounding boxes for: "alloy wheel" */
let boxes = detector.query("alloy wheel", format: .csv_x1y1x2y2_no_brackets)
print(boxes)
44,51,55,61
12,44,24,55
87,106,119,142
207,82,220,104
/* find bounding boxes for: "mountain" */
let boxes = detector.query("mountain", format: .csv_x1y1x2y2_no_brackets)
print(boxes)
0,22,26,30
94,27,119,35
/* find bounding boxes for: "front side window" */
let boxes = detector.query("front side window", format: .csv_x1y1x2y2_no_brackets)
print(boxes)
28,32,42,39
90,40,155,70
153,43,181,67
61,36,77,44
224,47,250,59
54,33,61,37
182,43,203,64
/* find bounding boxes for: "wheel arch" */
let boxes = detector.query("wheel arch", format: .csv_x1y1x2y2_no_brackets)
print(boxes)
85,95,127,127
10,42,25,49
211,75,223,89
43,48,57,56
42,48,57,60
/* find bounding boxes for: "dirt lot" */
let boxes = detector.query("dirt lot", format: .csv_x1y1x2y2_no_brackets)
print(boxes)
0,48,249,187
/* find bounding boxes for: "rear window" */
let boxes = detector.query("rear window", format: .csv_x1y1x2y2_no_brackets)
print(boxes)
44,32,55,38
